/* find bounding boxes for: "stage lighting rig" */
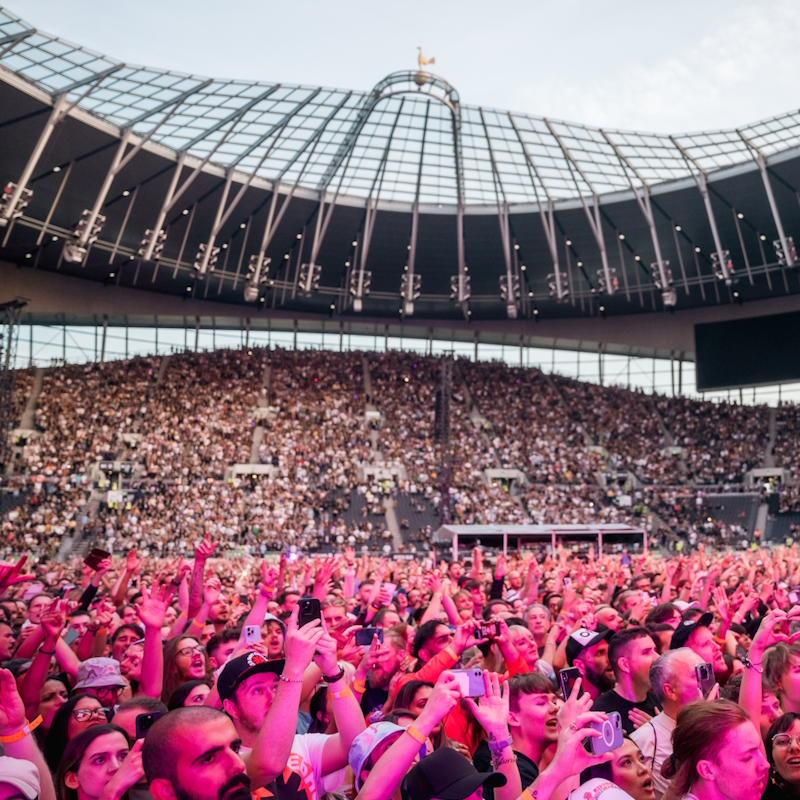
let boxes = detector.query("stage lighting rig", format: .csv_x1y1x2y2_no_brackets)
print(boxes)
774,237,797,268
711,249,735,285
547,273,569,300
400,273,421,316
499,274,520,319
193,242,219,274
0,183,32,226
244,254,271,302
349,268,371,312
450,273,471,302
298,262,321,297
63,209,106,264
138,229,166,261
597,267,618,295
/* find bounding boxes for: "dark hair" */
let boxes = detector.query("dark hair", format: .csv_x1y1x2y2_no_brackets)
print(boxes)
394,681,434,713
608,627,652,677
206,628,240,660
766,712,800,773
412,620,448,659
462,579,482,593
111,624,144,644
482,600,511,620
681,607,703,623
143,706,228,785
580,734,636,784
645,604,680,626
45,694,106,773
372,607,399,627
308,685,329,734
167,679,213,711
55,723,130,800
661,700,750,800
160,635,211,704
508,673,554,712
765,643,800,696
276,590,300,606
114,696,168,717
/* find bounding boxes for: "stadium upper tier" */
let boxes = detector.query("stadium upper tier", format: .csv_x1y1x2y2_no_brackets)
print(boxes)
2,8,800,206
2,5,800,322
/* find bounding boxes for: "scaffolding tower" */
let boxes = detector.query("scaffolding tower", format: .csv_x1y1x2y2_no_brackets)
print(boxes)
0,299,27,472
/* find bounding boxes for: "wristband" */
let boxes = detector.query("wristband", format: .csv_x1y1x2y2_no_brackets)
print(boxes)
39,649,56,656
742,656,763,673
353,679,366,693
0,715,42,744
487,733,513,754
330,686,352,699
96,628,107,635
444,646,458,661
406,724,427,745
260,586,276,597
279,674,304,684
179,611,188,619
190,619,204,629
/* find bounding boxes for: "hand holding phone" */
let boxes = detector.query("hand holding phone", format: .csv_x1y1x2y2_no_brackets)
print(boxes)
695,662,716,698
84,548,111,571
135,711,164,739
355,627,384,647
298,598,321,628
244,625,261,644
449,668,485,697
560,667,582,701
589,712,623,756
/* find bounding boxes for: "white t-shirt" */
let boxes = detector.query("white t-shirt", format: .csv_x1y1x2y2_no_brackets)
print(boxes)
240,733,345,800
630,712,676,800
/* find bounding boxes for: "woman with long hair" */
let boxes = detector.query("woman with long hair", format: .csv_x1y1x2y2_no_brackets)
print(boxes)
576,736,655,800
763,712,800,799
661,700,769,800
55,724,143,800
160,636,211,704
390,681,449,751
45,695,111,774
167,679,212,710
35,676,71,748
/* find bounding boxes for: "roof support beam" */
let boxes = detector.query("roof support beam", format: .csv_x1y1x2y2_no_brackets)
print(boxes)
600,129,672,299
508,113,566,302
737,130,795,268
402,101,430,317
669,135,732,284
544,119,612,299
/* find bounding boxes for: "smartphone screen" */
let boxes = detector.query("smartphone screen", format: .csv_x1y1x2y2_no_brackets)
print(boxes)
355,627,384,646
695,662,716,698
63,628,80,646
84,548,110,570
135,712,164,740
560,667,582,701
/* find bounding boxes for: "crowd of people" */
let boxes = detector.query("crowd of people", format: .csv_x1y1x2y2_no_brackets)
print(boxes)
0,539,799,800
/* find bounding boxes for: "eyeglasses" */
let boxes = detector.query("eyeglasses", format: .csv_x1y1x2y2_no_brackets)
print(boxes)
72,707,111,722
177,645,206,658
772,733,800,749
87,685,125,698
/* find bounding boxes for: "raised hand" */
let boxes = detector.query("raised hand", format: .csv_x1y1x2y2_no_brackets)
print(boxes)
557,676,592,733
283,607,324,677
416,672,462,727
136,580,172,630
100,738,144,800
40,599,66,641
125,550,142,574
0,668,25,735
548,711,615,777
0,556,33,593
464,671,509,739
195,535,218,561
453,619,485,653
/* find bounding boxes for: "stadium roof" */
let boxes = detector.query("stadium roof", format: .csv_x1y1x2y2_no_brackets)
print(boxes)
1,5,800,326
3,7,800,206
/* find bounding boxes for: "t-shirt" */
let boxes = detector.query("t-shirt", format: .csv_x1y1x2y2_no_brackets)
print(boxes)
630,712,676,800
360,686,388,719
243,733,343,800
592,690,662,735
473,742,539,800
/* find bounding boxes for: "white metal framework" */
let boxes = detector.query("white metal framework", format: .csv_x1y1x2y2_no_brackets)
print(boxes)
3,6,800,213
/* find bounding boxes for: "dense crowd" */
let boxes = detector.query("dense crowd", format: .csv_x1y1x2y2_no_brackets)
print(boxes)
0,539,799,800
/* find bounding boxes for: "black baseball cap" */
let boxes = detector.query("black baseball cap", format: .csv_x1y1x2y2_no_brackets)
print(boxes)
670,612,714,651
565,628,613,666
400,747,505,800
217,653,284,702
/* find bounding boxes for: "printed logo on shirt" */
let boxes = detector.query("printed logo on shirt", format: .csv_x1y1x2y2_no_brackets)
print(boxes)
253,753,319,800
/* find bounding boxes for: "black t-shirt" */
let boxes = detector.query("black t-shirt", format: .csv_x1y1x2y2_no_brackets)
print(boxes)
360,686,388,718
592,690,662,735
473,741,539,800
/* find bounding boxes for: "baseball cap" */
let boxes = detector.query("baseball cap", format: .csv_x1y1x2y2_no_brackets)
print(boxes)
218,653,284,702
0,756,40,799
568,779,636,800
401,746,506,800
566,628,612,666
670,612,714,650
263,613,286,631
74,657,127,690
349,722,405,791
672,600,701,613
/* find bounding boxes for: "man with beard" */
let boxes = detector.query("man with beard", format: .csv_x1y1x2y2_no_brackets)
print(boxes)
218,608,366,799
144,706,253,800
565,628,615,701
354,627,408,718
669,612,727,678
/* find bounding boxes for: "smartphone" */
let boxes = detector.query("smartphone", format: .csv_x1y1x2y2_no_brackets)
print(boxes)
450,668,486,697
355,627,384,646
479,621,501,639
559,667,582,701
239,593,249,604
562,577,572,588
298,598,321,628
383,583,397,597
695,662,716,698
589,712,623,756
244,625,261,644
84,548,111,570
789,590,800,606
63,628,80,646
135,711,164,740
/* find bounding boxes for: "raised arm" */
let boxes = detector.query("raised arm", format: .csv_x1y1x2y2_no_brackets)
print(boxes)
136,579,173,699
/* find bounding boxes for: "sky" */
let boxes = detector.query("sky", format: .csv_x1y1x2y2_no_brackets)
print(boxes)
12,0,800,134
